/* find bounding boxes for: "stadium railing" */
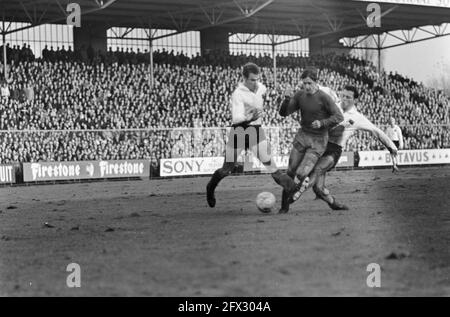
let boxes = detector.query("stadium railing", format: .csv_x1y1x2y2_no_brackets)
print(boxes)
0,125,449,184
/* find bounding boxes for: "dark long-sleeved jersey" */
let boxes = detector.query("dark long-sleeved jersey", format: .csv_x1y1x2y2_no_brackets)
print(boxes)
279,89,344,136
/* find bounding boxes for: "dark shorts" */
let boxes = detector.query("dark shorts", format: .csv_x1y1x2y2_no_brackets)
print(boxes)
228,124,266,150
293,130,328,158
323,142,343,170
393,141,400,148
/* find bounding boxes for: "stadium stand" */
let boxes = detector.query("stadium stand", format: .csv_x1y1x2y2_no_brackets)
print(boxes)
0,46,449,166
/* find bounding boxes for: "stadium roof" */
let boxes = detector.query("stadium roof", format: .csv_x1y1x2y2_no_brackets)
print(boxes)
2,0,450,40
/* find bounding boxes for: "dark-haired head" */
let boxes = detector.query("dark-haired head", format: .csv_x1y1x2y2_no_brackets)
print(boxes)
301,67,318,82
341,85,359,110
242,63,260,79
344,85,359,99
242,63,260,92
301,67,319,94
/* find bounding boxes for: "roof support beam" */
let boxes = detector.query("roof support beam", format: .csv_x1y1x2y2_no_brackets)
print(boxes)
275,5,398,46
133,0,274,42
340,23,450,50
1,0,117,35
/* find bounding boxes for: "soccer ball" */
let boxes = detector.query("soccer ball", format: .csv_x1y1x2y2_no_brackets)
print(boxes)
256,192,276,213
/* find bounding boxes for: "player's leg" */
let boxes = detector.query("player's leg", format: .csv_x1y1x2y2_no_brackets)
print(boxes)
311,156,348,210
251,127,294,191
294,134,326,182
279,143,306,214
206,161,237,208
287,134,328,204
206,129,239,208
310,155,335,203
291,154,332,203
314,171,329,198
289,149,319,198
391,141,400,172
313,179,348,210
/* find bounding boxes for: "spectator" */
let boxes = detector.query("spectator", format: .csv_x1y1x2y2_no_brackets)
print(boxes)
0,46,448,166
386,117,404,149
1,81,10,100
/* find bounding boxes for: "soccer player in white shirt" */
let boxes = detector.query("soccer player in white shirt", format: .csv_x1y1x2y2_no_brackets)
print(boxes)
206,63,293,208
290,85,399,211
386,118,404,150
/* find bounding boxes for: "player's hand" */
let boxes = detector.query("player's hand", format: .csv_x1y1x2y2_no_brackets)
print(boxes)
247,108,262,121
252,108,263,120
283,85,294,98
311,120,322,129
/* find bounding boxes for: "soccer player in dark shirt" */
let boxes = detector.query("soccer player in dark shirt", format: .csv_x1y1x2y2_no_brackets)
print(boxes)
290,85,398,210
278,68,344,213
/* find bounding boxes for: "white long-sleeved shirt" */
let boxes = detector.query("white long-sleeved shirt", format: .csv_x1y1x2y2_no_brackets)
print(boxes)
319,85,342,109
329,106,397,151
386,125,403,145
316,86,396,151
231,83,267,126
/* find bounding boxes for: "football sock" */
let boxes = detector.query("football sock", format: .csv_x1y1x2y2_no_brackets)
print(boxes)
271,170,296,192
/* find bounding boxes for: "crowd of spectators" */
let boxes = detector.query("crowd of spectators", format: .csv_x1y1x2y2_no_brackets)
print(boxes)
0,45,448,167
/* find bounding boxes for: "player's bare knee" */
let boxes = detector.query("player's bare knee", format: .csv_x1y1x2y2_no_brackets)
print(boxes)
221,162,235,176
313,184,326,199
314,166,327,176
296,167,311,181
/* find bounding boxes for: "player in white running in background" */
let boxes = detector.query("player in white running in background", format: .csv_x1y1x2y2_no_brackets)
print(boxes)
291,85,399,210
386,117,404,150
386,117,403,172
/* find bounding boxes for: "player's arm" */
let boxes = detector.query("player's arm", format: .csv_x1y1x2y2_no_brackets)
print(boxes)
279,88,300,117
357,114,398,154
397,126,404,149
319,93,344,128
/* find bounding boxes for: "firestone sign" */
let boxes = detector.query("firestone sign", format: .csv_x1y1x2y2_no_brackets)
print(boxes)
23,160,150,182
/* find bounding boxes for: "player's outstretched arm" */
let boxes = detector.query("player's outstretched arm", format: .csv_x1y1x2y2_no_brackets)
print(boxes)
358,114,400,172
374,127,398,154
397,126,404,149
359,115,398,154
